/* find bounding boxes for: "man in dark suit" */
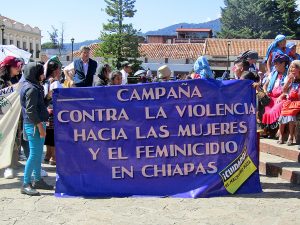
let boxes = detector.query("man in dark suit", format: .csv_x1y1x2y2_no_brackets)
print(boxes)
64,46,97,87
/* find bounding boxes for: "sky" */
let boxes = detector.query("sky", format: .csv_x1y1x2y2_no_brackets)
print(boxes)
0,0,224,43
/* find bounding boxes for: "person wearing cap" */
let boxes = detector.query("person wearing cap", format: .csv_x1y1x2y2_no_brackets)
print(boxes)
265,34,287,75
261,53,290,137
120,61,133,85
0,56,23,89
63,46,97,87
134,69,147,83
0,56,23,179
157,65,172,82
237,50,259,73
286,42,300,62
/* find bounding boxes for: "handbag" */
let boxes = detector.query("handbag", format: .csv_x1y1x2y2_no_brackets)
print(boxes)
257,89,271,107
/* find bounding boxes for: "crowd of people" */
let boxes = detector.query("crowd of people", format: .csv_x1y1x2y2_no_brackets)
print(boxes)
1,34,300,196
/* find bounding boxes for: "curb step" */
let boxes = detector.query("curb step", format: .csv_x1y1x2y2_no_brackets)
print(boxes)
259,152,300,185
260,139,300,162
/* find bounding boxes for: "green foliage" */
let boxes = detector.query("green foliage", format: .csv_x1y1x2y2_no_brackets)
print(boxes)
219,0,300,39
95,0,141,70
47,26,59,49
41,42,57,49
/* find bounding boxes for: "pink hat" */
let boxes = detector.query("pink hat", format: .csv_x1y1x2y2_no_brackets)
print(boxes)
0,56,22,68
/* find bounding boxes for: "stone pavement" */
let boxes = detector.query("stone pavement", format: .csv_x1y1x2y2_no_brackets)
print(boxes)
0,163,300,225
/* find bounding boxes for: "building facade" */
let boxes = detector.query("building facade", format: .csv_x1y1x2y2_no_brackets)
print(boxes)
0,15,42,61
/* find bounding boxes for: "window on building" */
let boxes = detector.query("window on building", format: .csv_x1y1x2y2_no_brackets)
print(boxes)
30,43,33,51
10,40,13,45
165,58,168,64
3,39,7,45
145,57,148,63
66,56,70,61
35,44,40,58
23,42,27,50
17,41,20,48
186,58,190,64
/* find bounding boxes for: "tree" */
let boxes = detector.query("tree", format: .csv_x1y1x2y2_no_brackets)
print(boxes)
42,24,65,53
276,0,300,39
95,0,141,69
219,0,300,39
48,26,59,49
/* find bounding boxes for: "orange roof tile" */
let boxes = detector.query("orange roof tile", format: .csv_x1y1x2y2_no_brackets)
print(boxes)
139,43,204,59
204,38,300,58
71,38,300,60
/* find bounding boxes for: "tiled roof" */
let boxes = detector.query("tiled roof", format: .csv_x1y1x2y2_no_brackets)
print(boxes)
73,43,204,60
139,43,204,59
73,43,99,58
71,38,300,60
204,38,300,58
176,28,212,32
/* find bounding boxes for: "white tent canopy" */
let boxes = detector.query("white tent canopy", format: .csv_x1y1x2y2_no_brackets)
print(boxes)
0,45,32,64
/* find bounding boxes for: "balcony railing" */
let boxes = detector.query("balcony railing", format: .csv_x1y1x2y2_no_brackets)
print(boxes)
174,38,206,43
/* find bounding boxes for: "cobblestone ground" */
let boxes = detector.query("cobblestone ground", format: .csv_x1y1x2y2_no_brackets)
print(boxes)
0,163,300,225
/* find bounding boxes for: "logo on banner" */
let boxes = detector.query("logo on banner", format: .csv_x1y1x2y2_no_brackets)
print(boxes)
219,144,257,194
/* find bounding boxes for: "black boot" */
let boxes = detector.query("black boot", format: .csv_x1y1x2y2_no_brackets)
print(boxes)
21,184,40,196
32,179,54,190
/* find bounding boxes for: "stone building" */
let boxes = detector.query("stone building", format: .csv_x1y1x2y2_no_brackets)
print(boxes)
0,15,42,61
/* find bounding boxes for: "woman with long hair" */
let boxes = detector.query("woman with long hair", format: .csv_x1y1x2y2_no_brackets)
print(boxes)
43,56,62,165
0,56,23,179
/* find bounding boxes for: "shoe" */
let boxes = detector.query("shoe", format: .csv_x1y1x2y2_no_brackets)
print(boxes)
41,169,48,177
32,179,54,190
277,139,284,144
287,139,293,146
4,168,14,179
44,159,50,164
21,184,40,196
49,160,56,166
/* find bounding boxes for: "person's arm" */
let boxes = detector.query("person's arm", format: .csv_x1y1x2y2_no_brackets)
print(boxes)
282,74,294,93
266,55,272,75
63,62,74,81
263,78,270,93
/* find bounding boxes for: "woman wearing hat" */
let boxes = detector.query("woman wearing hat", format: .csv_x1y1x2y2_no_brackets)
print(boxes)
0,56,23,179
157,65,172,82
265,35,286,75
0,56,22,89
286,42,300,62
262,53,290,136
